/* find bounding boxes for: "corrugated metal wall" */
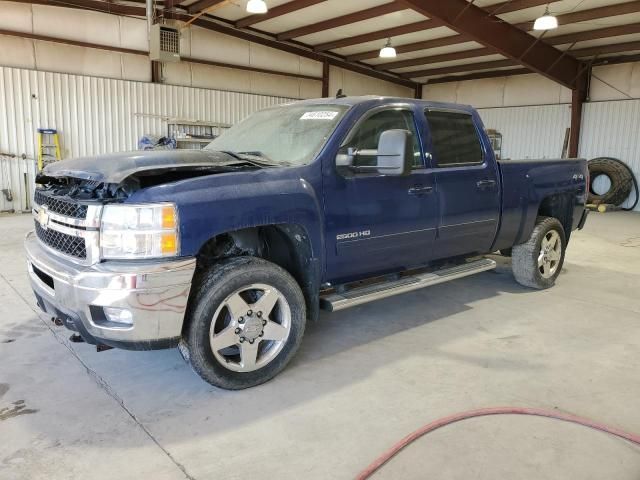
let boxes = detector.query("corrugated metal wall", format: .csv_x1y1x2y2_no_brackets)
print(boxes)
0,65,296,212
478,104,571,160
478,101,639,211
580,99,640,211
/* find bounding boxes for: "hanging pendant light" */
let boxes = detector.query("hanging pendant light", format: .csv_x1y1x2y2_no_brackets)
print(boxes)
533,5,558,30
379,38,397,58
246,0,268,14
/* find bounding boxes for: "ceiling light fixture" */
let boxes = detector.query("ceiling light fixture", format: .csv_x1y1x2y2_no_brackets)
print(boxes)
533,5,558,30
379,38,397,58
246,0,268,14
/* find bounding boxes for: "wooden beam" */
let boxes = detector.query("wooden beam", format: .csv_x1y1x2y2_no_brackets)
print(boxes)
277,2,404,41
187,0,227,14
235,0,327,28
395,0,587,89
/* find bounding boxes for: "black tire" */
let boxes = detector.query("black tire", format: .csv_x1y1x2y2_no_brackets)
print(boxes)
511,216,566,289
499,248,512,257
588,157,633,206
184,256,306,390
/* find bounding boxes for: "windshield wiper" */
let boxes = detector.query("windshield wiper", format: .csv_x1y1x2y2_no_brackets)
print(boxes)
219,150,289,168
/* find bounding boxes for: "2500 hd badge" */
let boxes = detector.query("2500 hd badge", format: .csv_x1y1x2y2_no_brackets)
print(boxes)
336,230,371,241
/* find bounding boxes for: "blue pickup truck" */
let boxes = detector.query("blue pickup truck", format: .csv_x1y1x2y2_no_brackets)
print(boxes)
26,96,588,389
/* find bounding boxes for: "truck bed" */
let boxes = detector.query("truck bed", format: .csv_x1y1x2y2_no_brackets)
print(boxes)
493,158,589,251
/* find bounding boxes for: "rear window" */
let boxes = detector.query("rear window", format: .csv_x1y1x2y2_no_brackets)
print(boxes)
425,110,483,167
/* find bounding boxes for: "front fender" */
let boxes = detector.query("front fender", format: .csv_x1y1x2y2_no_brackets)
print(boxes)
128,168,325,264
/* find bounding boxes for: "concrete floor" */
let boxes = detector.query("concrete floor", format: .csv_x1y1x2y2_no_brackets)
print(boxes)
1,212,639,480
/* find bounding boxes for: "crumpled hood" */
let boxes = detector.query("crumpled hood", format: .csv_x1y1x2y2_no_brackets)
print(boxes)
40,149,243,184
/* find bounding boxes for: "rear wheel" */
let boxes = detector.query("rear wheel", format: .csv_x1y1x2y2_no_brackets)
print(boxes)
512,216,566,289
184,256,306,389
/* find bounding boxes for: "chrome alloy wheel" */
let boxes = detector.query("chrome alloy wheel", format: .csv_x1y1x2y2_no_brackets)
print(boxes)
209,283,291,373
538,230,562,278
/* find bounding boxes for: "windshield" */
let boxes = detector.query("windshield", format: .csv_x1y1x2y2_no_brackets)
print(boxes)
205,104,349,166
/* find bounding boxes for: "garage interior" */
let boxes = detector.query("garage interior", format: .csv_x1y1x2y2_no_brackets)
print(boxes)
1,0,640,478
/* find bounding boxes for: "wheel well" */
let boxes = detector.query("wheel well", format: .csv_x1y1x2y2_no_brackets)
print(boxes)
537,194,573,242
193,225,320,322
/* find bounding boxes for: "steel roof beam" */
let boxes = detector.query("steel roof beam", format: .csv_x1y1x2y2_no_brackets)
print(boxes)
392,0,586,88
351,0,640,63
235,0,327,28
392,22,640,76
277,2,404,41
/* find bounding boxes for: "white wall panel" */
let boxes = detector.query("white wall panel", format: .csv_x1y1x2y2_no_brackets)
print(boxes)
0,65,297,210
329,66,413,98
580,99,640,211
478,104,571,160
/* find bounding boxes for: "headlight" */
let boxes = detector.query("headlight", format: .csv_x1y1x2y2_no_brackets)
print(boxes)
100,203,179,259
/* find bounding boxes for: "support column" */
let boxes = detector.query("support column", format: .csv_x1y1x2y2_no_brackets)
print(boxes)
569,88,586,158
414,83,423,100
322,60,330,97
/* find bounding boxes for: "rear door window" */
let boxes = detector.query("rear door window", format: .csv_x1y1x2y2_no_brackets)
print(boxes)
425,110,483,167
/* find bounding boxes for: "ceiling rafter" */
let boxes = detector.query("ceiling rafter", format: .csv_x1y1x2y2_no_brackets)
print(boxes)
402,25,640,79
380,1,640,70
314,0,550,53
277,2,405,41
383,22,640,72
314,19,442,52
395,0,586,89
349,0,640,62
187,0,226,14
426,51,640,84
235,0,327,29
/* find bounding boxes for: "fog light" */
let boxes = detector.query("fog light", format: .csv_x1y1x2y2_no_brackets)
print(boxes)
103,307,133,326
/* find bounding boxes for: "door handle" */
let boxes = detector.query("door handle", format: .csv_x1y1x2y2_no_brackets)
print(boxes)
476,179,496,189
408,185,434,195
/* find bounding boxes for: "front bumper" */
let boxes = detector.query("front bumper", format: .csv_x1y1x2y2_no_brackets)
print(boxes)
25,231,196,350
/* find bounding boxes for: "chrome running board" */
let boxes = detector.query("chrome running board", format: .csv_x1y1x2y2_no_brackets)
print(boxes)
320,258,496,312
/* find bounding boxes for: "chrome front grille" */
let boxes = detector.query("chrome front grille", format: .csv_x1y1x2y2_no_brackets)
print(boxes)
34,190,88,219
32,194,102,265
35,220,87,259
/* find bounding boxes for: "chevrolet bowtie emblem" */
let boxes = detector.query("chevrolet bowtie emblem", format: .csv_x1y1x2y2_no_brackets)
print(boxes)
38,206,50,230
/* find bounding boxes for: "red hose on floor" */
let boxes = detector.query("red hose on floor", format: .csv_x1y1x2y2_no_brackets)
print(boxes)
356,406,640,480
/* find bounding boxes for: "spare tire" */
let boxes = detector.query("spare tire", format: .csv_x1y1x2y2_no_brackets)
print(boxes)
587,157,633,206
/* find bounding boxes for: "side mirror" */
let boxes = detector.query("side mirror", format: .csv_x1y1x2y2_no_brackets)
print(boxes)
376,129,413,176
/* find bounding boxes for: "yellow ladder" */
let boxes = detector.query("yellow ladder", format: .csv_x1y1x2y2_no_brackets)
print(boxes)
37,128,61,171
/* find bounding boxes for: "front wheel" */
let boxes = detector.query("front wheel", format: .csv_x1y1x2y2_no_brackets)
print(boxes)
184,256,306,390
511,216,566,289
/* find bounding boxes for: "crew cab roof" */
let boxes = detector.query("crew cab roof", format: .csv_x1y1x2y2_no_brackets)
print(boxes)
286,95,476,115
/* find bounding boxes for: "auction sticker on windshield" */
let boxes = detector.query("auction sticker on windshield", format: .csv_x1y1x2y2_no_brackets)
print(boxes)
300,111,339,120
